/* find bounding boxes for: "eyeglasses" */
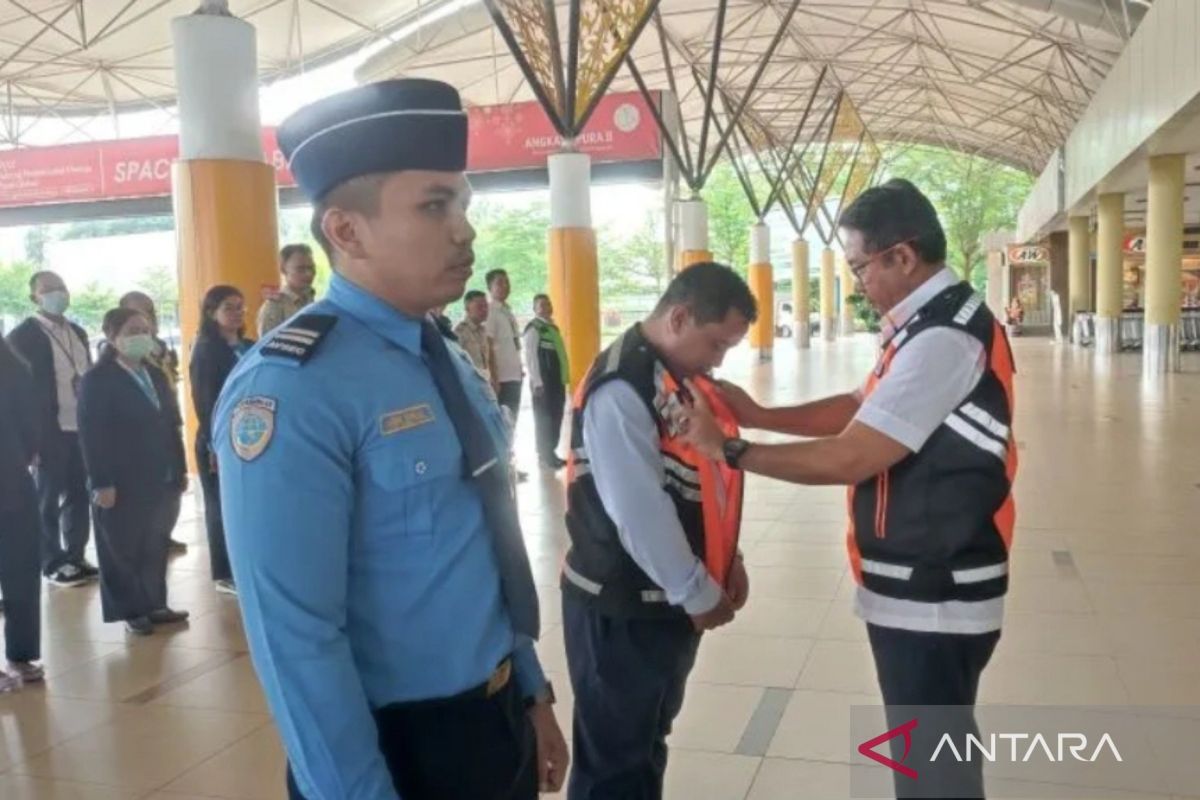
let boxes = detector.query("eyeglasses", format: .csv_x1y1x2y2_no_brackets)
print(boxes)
847,239,916,280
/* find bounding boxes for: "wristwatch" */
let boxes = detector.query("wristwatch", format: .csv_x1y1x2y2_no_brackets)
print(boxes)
722,437,752,469
525,680,557,709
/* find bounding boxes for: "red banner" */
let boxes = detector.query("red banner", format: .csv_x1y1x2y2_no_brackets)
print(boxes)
467,91,661,172
0,92,661,209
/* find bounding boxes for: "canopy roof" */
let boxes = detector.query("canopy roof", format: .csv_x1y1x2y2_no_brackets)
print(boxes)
0,0,1150,172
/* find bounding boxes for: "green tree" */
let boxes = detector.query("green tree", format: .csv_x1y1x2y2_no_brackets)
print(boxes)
0,261,36,319
59,216,174,240
138,264,180,327
70,282,120,332
702,162,763,272
882,146,1032,285
23,227,52,266
598,210,667,297
468,198,550,313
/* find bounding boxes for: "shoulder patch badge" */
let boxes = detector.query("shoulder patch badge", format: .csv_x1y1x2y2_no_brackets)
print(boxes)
380,404,435,436
231,396,276,461
261,314,338,365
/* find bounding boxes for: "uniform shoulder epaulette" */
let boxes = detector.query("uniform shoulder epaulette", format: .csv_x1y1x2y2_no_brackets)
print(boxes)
261,313,338,365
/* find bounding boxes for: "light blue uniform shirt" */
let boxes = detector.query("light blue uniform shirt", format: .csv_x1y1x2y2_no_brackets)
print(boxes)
213,273,546,800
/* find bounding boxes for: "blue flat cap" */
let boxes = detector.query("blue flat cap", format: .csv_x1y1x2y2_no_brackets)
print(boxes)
278,79,468,201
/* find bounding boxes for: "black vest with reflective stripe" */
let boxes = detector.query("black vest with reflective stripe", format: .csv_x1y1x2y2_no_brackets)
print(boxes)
850,282,1017,604
563,325,704,619
524,318,566,390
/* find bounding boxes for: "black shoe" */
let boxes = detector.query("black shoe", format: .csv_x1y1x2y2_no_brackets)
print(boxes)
125,617,154,636
167,539,189,554
148,608,190,624
48,564,89,587
74,560,100,579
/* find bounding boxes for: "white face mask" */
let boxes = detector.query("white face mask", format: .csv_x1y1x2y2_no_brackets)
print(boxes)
38,290,70,316
115,334,156,362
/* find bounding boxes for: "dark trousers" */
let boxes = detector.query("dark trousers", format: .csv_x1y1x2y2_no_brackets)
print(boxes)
0,477,42,662
532,385,566,464
198,466,232,582
498,381,523,423
93,488,174,622
33,429,90,573
286,673,536,800
563,591,701,800
867,623,1001,799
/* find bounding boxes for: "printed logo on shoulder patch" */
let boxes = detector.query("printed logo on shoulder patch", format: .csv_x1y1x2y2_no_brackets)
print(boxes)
231,396,276,461
380,404,435,436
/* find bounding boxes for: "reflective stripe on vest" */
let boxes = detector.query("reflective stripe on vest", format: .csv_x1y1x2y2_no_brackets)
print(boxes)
846,290,1017,590
566,367,744,591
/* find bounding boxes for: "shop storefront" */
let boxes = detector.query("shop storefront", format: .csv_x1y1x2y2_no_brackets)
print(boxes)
1120,230,1200,310
1006,243,1053,327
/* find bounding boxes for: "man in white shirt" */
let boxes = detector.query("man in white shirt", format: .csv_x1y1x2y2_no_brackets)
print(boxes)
522,294,568,470
680,180,1017,800
562,263,754,799
5,271,98,587
484,269,524,420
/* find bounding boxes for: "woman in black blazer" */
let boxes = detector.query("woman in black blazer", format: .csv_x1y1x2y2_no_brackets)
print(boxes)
78,308,189,635
0,337,44,689
189,285,253,595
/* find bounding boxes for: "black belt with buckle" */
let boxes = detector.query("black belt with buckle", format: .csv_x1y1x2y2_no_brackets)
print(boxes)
381,658,513,714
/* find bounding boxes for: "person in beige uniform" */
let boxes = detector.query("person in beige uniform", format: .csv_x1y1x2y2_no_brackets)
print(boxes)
257,244,317,335
454,290,497,389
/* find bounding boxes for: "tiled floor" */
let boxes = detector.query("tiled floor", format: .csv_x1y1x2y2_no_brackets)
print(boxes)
2,336,1199,799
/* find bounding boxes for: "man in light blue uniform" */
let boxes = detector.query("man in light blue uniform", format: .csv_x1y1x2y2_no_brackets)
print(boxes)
213,79,568,800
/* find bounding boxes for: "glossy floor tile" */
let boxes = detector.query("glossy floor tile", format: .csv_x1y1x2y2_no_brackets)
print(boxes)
1,338,1198,798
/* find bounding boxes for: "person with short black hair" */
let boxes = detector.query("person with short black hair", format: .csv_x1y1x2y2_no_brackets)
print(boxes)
0,336,45,690
562,261,755,799
455,289,497,387
484,268,524,419
78,307,189,636
522,294,568,469
5,270,97,587
258,243,317,335
679,179,1017,800
189,285,253,596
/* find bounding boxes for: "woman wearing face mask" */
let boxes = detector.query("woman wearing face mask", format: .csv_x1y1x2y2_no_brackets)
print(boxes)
78,308,189,635
189,286,254,596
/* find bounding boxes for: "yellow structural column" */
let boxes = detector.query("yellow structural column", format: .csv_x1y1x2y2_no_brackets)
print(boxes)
820,247,837,341
548,150,599,386
1144,154,1186,375
171,12,279,470
792,239,811,348
1095,193,1124,355
747,221,774,360
1067,215,1091,346
677,197,712,270
839,255,856,337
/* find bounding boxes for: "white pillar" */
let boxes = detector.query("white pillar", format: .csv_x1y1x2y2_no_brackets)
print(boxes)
172,15,264,161
547,151,598,386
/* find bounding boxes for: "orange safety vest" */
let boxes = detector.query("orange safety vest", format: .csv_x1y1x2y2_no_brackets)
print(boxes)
847,283,1017,605
563,325,744,617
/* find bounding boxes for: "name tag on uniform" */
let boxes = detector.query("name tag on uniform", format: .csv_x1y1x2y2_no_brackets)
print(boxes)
380,404,435,436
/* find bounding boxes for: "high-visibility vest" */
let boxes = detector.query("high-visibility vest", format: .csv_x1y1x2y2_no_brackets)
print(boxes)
563,324,744,618
847,282,1017,605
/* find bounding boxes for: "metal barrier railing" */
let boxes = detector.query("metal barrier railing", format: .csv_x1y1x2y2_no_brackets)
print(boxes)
1071,310,1200,351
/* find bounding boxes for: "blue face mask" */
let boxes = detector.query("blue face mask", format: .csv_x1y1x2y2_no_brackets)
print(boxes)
38,290,69,316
